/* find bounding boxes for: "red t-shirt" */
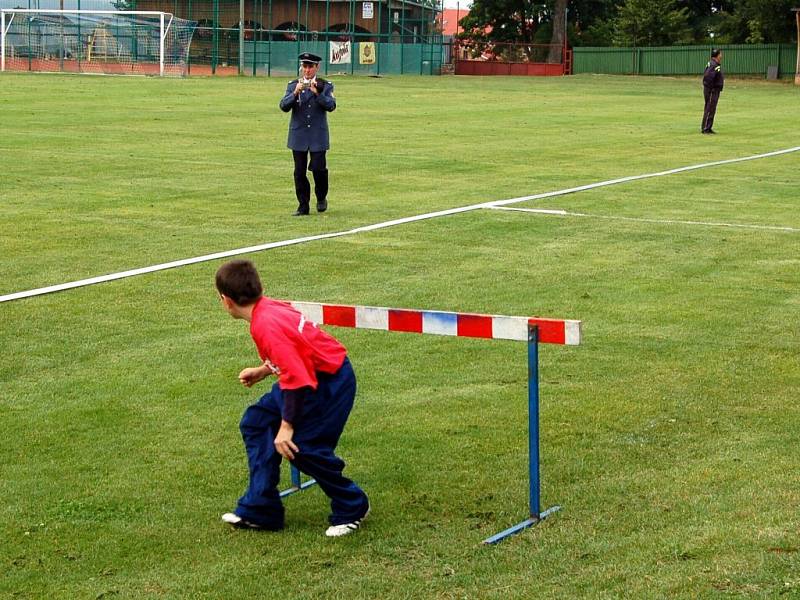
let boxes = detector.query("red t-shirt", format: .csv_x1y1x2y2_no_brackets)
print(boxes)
249,296,347,391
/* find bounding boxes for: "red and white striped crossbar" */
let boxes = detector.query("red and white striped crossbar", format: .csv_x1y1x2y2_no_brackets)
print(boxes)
289,302,581,345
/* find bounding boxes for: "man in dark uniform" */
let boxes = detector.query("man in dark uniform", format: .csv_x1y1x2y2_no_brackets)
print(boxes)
701,49,724,134
279,52,336,216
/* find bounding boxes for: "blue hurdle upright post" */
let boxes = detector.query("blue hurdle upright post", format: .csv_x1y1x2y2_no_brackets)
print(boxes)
482,325,561,544
280,465,317,498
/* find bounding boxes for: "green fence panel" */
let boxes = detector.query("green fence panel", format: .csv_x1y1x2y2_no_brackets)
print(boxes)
638,46,706,75
573,47,634,74
721,43,784,75
377,41,402,74
245,40,440,76
574,44,798,78
780,44,797,76
245,40,326,76
402,44,422,73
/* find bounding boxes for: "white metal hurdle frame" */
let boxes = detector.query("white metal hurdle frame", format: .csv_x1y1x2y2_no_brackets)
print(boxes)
278,301,582,544
1,9,174,76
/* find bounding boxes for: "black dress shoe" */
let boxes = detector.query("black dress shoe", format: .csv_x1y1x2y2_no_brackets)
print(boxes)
316,199,328,213
292,210,309,216
707,129,716,134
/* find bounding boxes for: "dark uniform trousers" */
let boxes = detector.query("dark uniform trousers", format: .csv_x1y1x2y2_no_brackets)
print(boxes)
702,86,720,133
235,357,369,529
701,57,723,133
293,150,328,214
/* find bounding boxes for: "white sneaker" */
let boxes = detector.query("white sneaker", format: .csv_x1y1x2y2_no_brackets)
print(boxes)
221,512,268,530
325,505,370,537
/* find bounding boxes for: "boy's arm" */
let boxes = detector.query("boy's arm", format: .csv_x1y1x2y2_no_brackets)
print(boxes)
273,386,309,460
238,361,279,387
274,420,299,460
281,387,308,424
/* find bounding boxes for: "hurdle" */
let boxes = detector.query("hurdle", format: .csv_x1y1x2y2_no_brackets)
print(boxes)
278,301,581,544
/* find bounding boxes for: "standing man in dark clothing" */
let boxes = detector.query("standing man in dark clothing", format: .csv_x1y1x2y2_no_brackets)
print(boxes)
701,49,724,134
279,52,336,216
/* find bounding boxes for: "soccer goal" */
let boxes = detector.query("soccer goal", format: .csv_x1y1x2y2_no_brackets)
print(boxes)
1,9,196,76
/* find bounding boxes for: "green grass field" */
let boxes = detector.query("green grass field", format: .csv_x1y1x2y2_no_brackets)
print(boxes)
1,72,799,598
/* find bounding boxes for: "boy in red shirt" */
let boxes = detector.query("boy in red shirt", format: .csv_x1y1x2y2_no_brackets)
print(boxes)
215,259,369,536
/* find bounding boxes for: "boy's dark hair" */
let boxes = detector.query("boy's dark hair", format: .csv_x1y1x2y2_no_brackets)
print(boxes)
215,259,263,306
711,48,721,58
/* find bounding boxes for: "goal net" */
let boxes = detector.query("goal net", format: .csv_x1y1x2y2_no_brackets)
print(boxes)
1,10,196,76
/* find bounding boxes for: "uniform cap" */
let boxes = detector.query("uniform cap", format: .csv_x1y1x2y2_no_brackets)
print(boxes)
299,52,322,65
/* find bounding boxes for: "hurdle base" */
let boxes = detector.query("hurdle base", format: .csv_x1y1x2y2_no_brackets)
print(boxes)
279,464,317,498
482,505,561,545
279,478,317,498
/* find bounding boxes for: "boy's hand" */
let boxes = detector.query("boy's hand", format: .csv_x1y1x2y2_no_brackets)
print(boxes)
274,421,298,460
238,366,270,387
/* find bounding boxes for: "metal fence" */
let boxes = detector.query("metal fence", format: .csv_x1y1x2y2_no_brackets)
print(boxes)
241,39,440,76
148,0,443,75
452,41,570,77
1,0,445,76
573,44,797,78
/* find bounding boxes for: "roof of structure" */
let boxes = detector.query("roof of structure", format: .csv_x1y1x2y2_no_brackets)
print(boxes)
437,8,469,36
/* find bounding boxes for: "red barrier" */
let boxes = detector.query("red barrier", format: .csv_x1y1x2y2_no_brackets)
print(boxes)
452,42,571,77
455,60,565,76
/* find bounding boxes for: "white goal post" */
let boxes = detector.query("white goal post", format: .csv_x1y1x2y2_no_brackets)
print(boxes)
1,9,196,76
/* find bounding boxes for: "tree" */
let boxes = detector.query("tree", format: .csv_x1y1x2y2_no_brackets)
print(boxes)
612,0,693,46
457,0,571,62
458,0,544,45
566,0,618,45
547,0,569,62
458,0,621,49
680,0,735,43
457,0,794,52
715,0,797,43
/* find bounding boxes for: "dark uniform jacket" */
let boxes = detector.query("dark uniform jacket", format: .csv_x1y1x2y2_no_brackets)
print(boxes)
279,78,336,152
703,59,724,91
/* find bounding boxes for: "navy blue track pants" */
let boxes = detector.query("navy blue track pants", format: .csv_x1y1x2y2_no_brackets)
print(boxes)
235,357,368,528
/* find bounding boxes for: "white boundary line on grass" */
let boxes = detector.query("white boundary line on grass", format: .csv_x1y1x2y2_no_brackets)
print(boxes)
2,145,798,304
488,206,800,232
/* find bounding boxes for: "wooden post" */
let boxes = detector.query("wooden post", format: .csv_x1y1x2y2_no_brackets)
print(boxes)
796,10,800,84
794,9,800,85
